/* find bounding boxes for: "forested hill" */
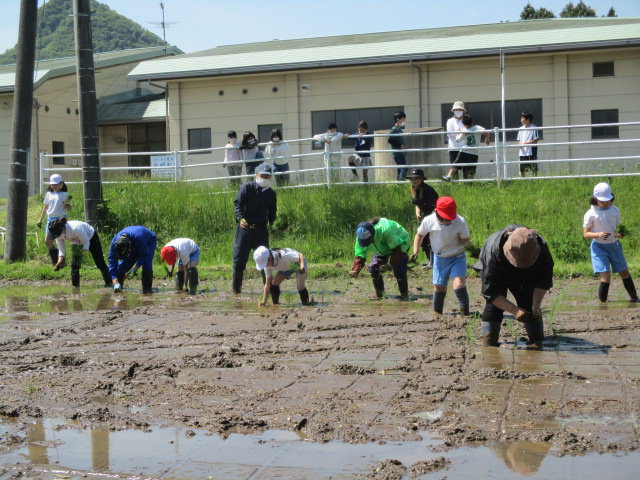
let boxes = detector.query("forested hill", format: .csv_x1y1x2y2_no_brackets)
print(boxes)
0,0,166,65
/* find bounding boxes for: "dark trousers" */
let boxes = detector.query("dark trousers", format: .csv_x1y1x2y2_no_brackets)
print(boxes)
369,253,408,278
450,151,478,179
481,282,534,324
232,225,269,271
519,155,539,175
86,232,111,283
274,163,290,185
393,153,407,181
246,160,264,175
420,232,431,255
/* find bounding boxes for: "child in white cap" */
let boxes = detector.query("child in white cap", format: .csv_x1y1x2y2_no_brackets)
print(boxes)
37,174,71,265
254,246,310,306
583,182,638,303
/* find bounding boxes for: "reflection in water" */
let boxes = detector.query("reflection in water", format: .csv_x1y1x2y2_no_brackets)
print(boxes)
26,423,48,465
492,441,550,475
91,429,109,470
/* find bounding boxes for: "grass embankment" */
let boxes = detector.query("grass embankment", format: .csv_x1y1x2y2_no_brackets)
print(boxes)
1,177,638,281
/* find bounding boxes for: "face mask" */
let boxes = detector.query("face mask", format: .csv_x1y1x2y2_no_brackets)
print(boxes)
453,110,464,118
399,122,406,128
256,177,271,188
272,137,281,142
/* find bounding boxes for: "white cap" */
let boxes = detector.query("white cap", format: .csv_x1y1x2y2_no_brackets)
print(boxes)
49,173,63,185
593,182,613,201
253,246,270,270
451,101,466,112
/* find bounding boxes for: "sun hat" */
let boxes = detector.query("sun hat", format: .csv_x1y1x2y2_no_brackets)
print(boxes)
160,246,177,266
254,246,271,270
49,174,63,185
356,222,375,247
256,163,273,175
435,196,457,221
593,182,613,202
406,168,425,179
503,227,541,268
451,101,466,112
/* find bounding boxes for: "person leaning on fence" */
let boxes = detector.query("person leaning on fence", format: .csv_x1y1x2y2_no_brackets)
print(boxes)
407,168,439,268
442,101,466,182
265,128,291,186
313,122,344,170
108,226,157,294
232,163,277,294
47,218,112,288
388,111,408,181
517,111,540,177
445,115,491,181
583,182,638,303
346,120,372,182
37,174,71,266
223,131,242,187
474,225,554,347
350,218,410,300
240,131,263,175
254,246,310,306
160,238,201,295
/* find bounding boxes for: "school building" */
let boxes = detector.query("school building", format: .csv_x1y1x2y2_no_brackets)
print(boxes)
126,17,640,181
0,45,182,197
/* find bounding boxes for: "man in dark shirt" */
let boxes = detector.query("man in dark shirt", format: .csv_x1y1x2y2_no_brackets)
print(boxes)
474,225,554,347
232,163,277,293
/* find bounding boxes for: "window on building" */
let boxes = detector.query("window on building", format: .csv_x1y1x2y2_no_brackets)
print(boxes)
593,61,614,77
258,124,283,148
187,128,211,153
440,99,543,142
52,141,64,165
311,106,404,149
591,109,619,139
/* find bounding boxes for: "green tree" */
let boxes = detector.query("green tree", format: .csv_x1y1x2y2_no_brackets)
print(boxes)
520,3,556,20
606,7,617,17
560,1,597,18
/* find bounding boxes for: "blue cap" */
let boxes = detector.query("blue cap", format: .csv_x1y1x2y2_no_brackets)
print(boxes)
356,222,375,247
256,163,272,175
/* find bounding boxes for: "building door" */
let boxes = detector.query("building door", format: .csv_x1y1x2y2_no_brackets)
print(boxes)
128,122,166,175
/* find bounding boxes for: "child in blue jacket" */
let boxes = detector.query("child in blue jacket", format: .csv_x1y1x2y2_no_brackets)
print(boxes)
108,226,157,294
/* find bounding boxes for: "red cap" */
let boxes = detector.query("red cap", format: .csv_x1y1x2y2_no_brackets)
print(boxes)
160,246,177,266
436,196,457,220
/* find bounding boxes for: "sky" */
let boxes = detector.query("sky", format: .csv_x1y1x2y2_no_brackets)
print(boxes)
0,0,639,55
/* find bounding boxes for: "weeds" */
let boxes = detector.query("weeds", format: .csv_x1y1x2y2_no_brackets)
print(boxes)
466,312,480,347
25,378,39,395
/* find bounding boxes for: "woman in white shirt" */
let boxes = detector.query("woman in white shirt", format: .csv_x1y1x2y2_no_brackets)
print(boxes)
265,128,291,186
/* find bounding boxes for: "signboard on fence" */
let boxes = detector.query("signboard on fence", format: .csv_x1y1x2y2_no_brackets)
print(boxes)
151,155,178,179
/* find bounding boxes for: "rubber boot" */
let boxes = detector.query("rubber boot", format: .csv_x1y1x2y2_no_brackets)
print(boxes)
372,274,385,299
141,270,153,294
261,270,266,285
524,317,545,347
48,247,59,266
598,282,610,303
71,269,80,287
101,268,111,288
299,288,310,305
433,291,446,314
396,275,409,300
232,269,243,294
622,277,638,302
481,321,501,347
187,267,199,294
175,271,185,292
454,286,470,315
270,284,281,304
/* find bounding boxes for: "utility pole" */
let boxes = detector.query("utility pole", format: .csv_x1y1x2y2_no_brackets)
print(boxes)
4,0,37,262
73,0,102,226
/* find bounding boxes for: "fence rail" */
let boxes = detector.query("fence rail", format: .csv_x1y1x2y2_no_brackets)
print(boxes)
39,121,640,193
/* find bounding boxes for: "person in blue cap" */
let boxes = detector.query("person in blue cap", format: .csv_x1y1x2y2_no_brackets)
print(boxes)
232,163,277,293
107,226,157,294
350,217,411,299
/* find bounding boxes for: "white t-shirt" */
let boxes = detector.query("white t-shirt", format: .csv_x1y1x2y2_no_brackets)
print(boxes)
517,124,540,157
166,238,199,265
583,206,620,244
460,125,487,155
224,141,241,165
56,220,95,257
313,132,343,163
417,213,470,257
446,117,465,150
265,142,291,166
43,190,68,217
265,248,302,278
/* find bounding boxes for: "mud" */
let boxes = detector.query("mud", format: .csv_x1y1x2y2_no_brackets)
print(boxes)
0,276,639,478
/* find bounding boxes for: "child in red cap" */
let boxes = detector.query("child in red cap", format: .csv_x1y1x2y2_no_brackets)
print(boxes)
410,196,471,315
160,238,200,294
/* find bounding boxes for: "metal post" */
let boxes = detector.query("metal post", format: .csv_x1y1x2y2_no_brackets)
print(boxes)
38,152,44,194
500,49,508,180
325,153,331,189
173,150,178,182
174,149,182,180
493,127,501,184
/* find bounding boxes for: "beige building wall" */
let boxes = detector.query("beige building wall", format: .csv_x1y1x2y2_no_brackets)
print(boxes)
0,94,12,197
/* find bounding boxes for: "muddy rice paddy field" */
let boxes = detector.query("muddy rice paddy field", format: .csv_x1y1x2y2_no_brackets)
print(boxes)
0,274,638,479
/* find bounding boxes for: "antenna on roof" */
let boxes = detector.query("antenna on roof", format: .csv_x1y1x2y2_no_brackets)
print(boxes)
148,2,177,55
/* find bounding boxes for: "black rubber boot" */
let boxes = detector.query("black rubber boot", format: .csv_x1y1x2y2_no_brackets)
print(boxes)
454,286,470,315
481,321,501,347
101,268,111,288
299,288,310,305
524,317,545,347
175,271,185,292
117,274,125,286
433,291,446,314
270,284,281,304
48,248,58,266
598,282,610,303
141,270,153,294
396,275,409,300
232,269,243,294
372,274,385,299
622,277,638,302
187,267,199,294
71,269,80,287
261,270,266,285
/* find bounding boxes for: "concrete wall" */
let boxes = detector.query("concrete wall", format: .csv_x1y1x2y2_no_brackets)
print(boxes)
0,93,11,197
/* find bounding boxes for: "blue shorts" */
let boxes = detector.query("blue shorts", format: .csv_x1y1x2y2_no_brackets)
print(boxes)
45,216,65,236
277,259,308,279
432,252,467,286
590,240,628,274
178,245,200,267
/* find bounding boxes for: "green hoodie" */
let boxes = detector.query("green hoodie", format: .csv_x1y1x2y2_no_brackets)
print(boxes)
354,218,410,258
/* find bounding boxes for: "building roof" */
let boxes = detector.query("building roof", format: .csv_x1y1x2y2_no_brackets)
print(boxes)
97,89,166,125
128,18,640,81
0,45,183,93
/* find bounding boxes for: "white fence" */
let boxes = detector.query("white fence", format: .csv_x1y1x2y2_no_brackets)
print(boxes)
40,121,640,193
